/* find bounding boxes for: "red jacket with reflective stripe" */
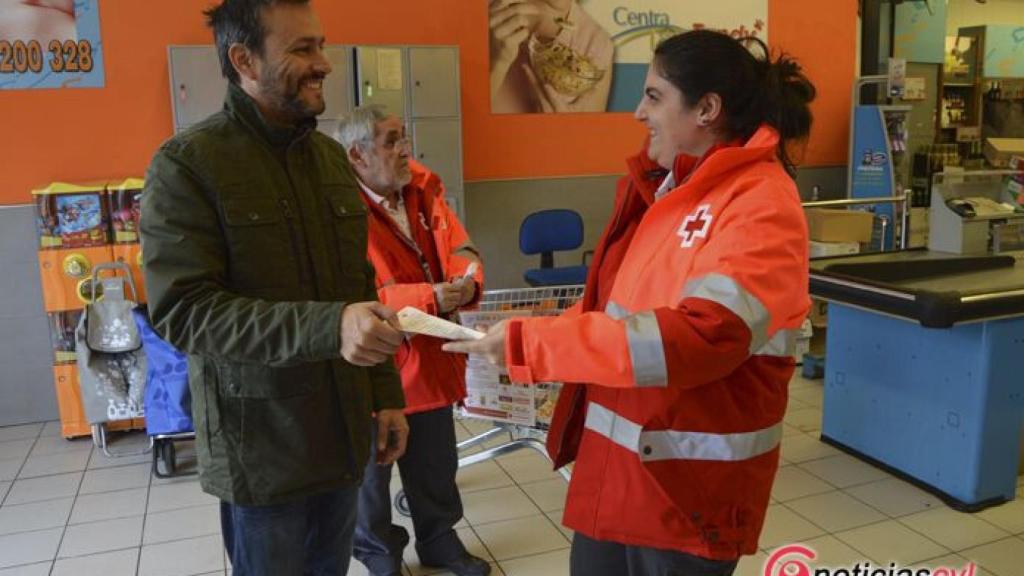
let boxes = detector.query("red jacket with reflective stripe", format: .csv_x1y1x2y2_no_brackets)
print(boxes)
505,126,810,560
362,160,484,414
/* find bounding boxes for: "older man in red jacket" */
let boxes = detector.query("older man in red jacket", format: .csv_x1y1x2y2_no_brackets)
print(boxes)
334,106,488,576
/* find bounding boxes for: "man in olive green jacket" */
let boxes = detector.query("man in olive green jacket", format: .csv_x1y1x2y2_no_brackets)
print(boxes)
140,1,407,574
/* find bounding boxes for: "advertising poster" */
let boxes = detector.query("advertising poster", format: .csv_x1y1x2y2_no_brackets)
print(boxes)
0,0,105,90
489,0,767,113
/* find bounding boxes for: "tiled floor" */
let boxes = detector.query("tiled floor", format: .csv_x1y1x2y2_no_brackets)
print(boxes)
1,374,1022,576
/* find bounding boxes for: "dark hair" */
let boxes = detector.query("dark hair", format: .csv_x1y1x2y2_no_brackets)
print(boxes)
653,29,816,176
204,0,309,84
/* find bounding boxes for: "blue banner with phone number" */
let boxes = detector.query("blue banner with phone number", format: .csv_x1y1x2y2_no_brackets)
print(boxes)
0,0,105,90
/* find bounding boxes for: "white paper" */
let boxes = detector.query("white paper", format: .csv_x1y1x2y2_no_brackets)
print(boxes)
377,48,404,91
396,306,485,341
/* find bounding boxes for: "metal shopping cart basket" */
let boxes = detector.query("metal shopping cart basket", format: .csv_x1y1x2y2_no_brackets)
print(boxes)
395,285,584,516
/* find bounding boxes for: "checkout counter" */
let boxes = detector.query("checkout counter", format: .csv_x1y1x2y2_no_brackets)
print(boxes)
809,170,1024,511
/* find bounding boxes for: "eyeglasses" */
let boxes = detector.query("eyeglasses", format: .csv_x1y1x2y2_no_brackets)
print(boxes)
382,136,410,151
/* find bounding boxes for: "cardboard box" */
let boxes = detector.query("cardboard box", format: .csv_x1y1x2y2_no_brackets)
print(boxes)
984,138,1024,168
805,209,874,243
810,240,860,259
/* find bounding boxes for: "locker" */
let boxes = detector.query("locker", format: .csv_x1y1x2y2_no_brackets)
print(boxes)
168,45,228,131
412,118,463,197
322,45,355,120
38,246,115,312
355,46,407,117
409,47,459,118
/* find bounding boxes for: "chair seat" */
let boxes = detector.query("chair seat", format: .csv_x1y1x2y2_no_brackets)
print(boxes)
524,265,589,287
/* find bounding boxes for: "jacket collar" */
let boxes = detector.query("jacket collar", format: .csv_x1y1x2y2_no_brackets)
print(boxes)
671,125,780,193
624,139,669,206
225,82,316,148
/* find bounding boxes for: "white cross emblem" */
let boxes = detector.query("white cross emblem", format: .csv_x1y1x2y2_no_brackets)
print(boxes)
677,204,713,248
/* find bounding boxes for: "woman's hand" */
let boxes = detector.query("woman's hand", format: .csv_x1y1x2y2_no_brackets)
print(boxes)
443,319,509,367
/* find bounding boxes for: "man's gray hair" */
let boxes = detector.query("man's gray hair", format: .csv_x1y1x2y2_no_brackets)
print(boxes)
333,105,388,151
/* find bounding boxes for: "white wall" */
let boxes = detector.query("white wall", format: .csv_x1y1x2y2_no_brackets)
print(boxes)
946,0,1024,34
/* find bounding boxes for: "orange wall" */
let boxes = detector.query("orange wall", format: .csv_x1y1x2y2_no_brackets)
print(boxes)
0,0,857,205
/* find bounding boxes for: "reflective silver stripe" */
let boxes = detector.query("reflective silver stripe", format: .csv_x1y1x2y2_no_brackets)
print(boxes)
682,273,770,354
585,402,783,462
605,300,630,320
625,311,668,388
754,328,798,358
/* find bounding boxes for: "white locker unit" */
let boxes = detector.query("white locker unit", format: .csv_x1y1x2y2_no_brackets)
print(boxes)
355,45,464,220
167,45,355,135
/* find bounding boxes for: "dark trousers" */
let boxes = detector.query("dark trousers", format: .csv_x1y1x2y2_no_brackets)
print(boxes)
570,532,738,576
220,484,358,576
354,406,465,575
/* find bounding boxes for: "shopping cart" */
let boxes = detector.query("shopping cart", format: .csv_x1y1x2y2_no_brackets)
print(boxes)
395,285,584,516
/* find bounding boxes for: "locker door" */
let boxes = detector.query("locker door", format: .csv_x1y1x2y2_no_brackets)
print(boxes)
409,47,459,118
355,46,407,117
168,46,227,131
411,118,462,193
321,45,354,120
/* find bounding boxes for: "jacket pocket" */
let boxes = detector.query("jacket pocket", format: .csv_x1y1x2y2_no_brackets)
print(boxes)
218,361,321,399
220,196,297,288
325,190,370,287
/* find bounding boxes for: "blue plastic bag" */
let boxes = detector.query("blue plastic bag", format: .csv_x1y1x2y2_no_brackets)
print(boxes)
133,309,193,436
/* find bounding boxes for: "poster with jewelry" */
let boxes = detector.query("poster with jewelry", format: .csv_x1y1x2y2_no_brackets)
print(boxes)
489,0,767,113
0,0,105,90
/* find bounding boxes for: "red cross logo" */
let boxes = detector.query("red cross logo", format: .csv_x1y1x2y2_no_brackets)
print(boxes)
677,204,713,248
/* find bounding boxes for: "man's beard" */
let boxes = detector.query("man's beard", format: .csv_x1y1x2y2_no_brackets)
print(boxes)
260,67,325,124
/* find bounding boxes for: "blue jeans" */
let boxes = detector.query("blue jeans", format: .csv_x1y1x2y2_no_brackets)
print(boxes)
220,485,359,576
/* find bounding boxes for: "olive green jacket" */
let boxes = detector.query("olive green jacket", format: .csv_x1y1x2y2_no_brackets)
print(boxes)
140,83,404,506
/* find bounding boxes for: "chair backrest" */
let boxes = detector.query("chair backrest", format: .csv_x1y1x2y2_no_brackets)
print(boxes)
519,209,584,258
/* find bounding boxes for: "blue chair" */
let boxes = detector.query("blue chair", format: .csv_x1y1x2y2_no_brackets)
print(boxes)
520,209,590,286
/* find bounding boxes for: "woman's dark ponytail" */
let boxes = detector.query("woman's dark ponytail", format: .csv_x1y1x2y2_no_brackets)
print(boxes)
653,30,817,177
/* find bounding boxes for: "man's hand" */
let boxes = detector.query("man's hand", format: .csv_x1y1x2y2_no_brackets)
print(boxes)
442,320,508,367
375,409,409,465
340,302,403,366
457,277,477,307
433,282,462,314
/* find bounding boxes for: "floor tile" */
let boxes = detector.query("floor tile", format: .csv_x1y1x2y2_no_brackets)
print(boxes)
787,491,887,533
28,435,92,458
455,461,514,493
0,425,43,444
0,460,23,482
544,510,572,541
976,499,1024,535
39,421,63,438
147,480,218,514
138,534,225,576
3,472,82,505
0,497,74,535
783,407,823,434
79,462,151,495
834,519,949,565
495,453,563,485
799,534,868,568
498,548,570,576
51,547,140,576
461,486,541,525
143,504,220,545
910,554,995,576
844,477,944,518
788,383,824,408
18,450,90,479
0,562,52,575
757,504,827,549
960,537,1024,576
899,507,1010,551
0,527,63,569
734,550,768,576
520,479,568,513
0,440,34,462
0,482,9,503
798,454,891,488
70,487,148,524
770,466,836,502
59,515,144,558
473,515,569,561
779,434,842,464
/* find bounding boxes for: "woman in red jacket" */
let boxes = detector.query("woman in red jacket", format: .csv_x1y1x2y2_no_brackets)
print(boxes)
446,30,816,576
